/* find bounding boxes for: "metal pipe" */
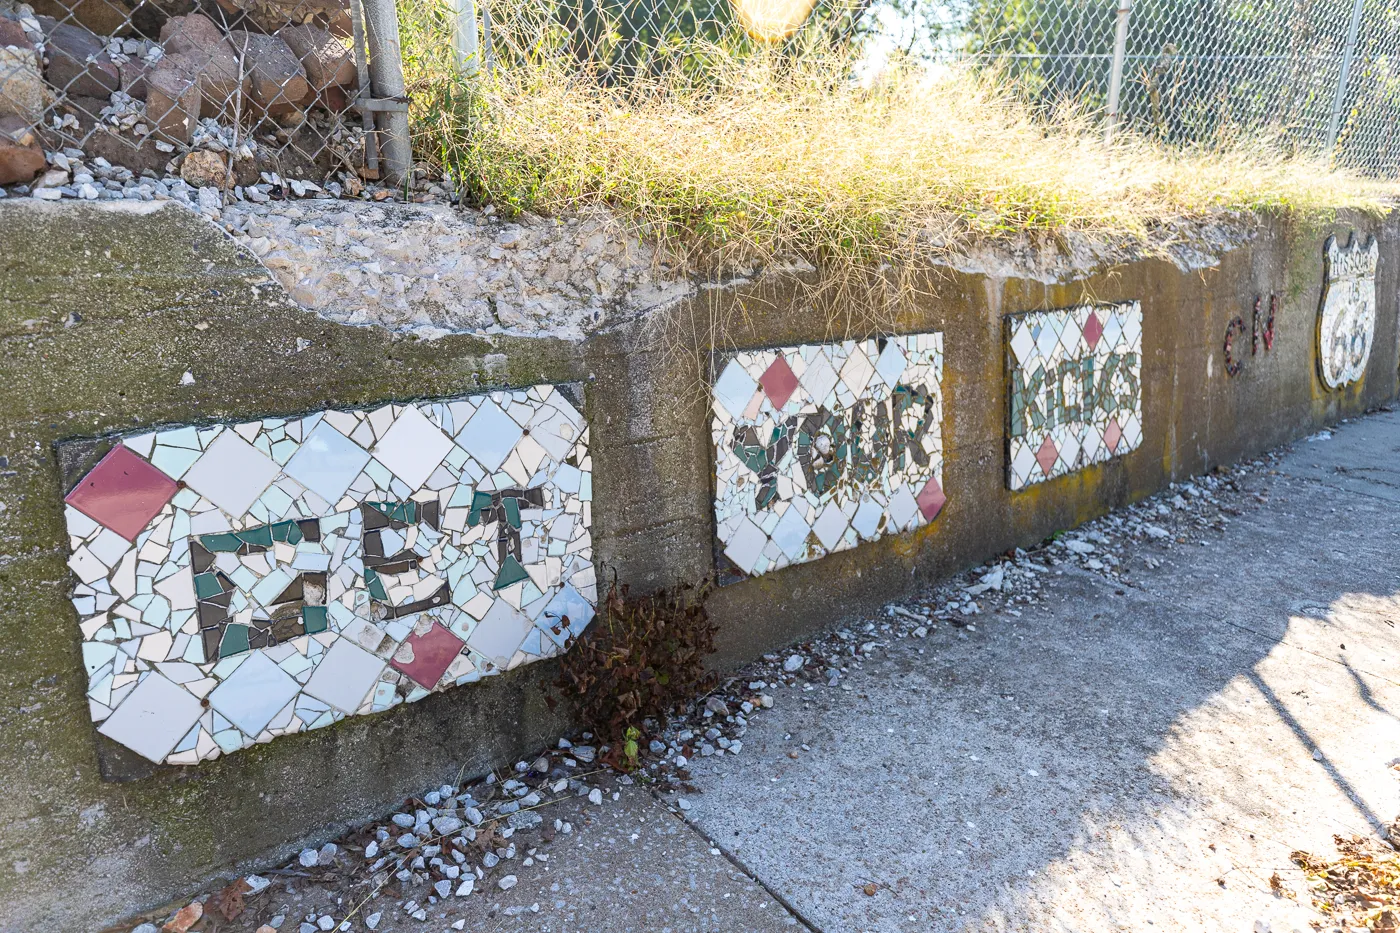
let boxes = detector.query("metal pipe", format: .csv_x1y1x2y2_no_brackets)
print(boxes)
453,0,481,77
361,0,413,186
1325,0,1367,162
482,2,495,75
1104,0,1132,145
349,0,379,178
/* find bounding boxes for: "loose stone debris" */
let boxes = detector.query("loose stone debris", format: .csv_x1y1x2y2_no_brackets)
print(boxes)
1,144,696,338
120,432,1362,932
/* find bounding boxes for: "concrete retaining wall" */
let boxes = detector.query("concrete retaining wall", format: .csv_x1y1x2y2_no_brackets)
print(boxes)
0,199,1394,931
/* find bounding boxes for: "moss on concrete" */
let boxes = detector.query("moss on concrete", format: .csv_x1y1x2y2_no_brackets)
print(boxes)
0,201,582,931
0,198,1394,931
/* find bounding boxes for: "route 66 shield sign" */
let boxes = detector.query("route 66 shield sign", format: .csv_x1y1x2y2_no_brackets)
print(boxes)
1317,234,1379,390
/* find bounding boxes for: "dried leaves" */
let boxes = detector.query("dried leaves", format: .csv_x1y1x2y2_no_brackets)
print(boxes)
212,877,252,921
553,579,716,767
1293,834,1400,930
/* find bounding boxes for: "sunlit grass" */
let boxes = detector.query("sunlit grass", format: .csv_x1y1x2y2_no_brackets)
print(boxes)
398,0,1394,284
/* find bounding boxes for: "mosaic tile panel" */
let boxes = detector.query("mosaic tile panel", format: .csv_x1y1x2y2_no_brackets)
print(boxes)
1317,234,1379,390
62,387,594,766
711,335,945,579
1006,302,1143,490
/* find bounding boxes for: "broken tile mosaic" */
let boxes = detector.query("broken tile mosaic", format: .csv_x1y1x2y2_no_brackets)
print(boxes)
1317,233,1378,390
711,335,945,580
1006,302,1143,490
64,387,595,766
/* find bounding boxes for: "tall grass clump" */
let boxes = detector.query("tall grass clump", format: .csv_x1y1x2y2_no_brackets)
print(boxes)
398,0,1393,306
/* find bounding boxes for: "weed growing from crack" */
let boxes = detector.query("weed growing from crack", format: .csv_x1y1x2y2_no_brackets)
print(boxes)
550,579,717,769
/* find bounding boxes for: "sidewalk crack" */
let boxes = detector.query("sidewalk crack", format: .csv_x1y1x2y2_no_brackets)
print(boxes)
645,786,828,933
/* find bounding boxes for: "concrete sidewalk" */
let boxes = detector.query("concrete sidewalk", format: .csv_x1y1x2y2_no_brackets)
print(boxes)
143,410,1400,933
681,409,1400,933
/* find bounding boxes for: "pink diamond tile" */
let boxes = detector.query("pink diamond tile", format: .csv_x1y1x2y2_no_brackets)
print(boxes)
916,476,946,521
391,622,466,689
1083,310,1103,351
65,445,178,541
758,356,800,410
1034,435,1060,477
1104,418,1123,455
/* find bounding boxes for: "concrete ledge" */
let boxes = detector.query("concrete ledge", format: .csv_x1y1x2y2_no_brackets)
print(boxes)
0,199,1395,930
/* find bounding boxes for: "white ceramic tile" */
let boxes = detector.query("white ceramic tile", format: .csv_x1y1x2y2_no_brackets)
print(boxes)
302,637,384,714
208,652,301,737
182,432,281,517
284,422,372,503
372,405,455,489
713,360,759,420
468,600,534,668
97,672,203,762
454,399,524,473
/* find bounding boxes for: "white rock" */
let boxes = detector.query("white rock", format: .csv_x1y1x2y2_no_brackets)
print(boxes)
783,655,804,672
499,874,518,890
297,848,318,867
34,168,68,189
455,878,475,896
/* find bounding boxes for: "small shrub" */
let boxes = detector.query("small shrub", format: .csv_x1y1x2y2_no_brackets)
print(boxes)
551,578,717,769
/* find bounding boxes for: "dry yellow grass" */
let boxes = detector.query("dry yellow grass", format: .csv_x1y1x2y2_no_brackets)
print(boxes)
400,0,1395,280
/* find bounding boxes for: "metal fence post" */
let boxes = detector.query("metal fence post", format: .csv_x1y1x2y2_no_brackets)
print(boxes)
348,0,380,178
361,0,413,185
1104,0,1133,144
454,0,481,77
1325,0,1366,161
482,2,495,74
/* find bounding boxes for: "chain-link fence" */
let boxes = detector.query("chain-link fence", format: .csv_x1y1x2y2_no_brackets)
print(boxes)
430,0,1398,177
417,0,864,83
0,0,409,192
4,0,1397,194
961,0,1400,176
